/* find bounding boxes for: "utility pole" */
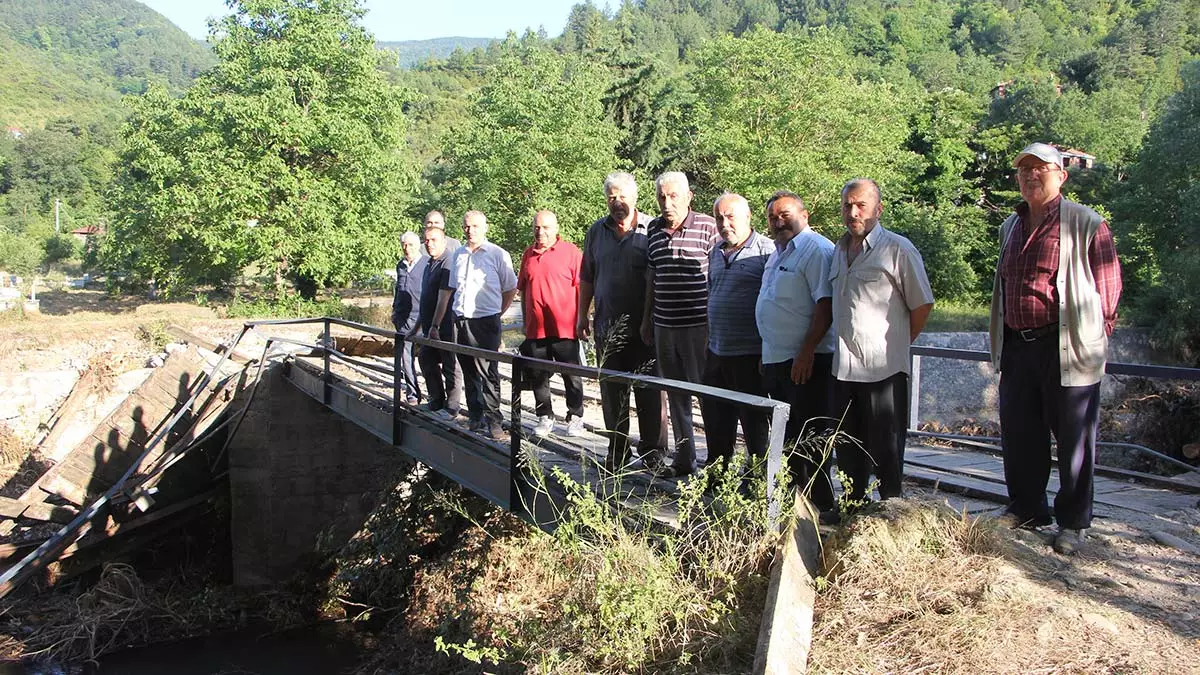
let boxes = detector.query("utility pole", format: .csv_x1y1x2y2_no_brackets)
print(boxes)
54,199,60,234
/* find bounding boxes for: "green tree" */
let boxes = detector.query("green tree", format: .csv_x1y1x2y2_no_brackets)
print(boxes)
1113,61,1200,361
105,0,416,297
688,29,922,231
432,37,623,252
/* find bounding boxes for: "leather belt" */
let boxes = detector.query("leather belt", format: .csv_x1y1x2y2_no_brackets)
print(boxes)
1006,323,1057,342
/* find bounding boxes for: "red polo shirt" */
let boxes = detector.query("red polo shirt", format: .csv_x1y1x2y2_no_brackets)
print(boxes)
519,238,582,340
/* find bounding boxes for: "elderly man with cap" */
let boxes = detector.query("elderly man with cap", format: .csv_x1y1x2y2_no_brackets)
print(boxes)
990,142,1122,555
830,178,934,511
392,231,427,405
755,191,837,511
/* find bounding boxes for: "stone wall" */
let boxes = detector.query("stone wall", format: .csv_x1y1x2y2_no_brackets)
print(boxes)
227,363,412,586
911,329,1162,427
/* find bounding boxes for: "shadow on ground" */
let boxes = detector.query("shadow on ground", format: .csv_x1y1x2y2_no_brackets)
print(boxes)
35,290,151,317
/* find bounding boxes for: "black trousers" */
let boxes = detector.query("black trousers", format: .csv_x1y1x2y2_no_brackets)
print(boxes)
701,351,769,468
417,320,462,414
456,314,503,424
833,372,909,502
596,320,668,463
762,354,835,511
518,337,585,419
999,330,1100,530
393,316,420,402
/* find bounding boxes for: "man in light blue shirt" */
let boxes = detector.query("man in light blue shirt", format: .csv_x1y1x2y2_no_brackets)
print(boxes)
755,191,837,511
431,210,518,441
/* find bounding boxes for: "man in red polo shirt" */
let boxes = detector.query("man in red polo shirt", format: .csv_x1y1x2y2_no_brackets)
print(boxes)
519,210,586,437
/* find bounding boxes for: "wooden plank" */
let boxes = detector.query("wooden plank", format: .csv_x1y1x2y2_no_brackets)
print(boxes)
17,502,77,524
165,325,257,364
0,498,27,519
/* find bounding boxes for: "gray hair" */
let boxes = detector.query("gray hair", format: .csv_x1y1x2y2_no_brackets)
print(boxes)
713,192,750,215
463,210,487,225
604,171,638,196
765,190,805,213
401,231,420,246
841,178,881,203
424,209,446,226
655,171,690,193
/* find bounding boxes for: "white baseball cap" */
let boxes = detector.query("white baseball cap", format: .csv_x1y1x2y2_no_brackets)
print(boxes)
1012,142,1063,169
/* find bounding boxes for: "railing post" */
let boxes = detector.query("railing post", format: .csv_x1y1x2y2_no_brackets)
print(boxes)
322,317,332,405
766,401,791,528
509,355,529,520
392,328,403,445
909,354,921,432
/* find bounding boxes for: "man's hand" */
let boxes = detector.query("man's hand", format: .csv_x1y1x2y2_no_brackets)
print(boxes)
429,326,440,341
576,314,591,340
640,320,654,347
791,345,816,385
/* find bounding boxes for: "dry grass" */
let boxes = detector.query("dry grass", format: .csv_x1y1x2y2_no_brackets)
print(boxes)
811,499,1198,673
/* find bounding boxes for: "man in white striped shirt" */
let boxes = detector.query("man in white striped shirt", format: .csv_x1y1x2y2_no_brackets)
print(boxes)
642,172,720,477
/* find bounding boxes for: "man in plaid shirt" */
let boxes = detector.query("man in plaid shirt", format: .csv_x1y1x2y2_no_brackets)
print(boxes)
989,142,1122,555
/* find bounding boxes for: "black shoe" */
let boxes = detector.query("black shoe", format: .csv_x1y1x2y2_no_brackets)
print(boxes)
668,465,695,479
818,509,842,526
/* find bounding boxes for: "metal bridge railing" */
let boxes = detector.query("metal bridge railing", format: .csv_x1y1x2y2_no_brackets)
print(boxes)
908,345,1200,476
243,316,795,524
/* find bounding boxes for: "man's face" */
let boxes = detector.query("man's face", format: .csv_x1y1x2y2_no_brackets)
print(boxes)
656,180,692,226
533,213,559,249
402,239,421,262
841,184,882,240
606,184,636,222
463,213,488,246
423,227,446,258
767,197,809,244
714,197,751,246
424,211,445,230
1016,156,1067,205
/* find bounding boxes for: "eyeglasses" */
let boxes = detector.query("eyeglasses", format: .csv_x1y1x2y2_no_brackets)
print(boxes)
1016,164,1062,177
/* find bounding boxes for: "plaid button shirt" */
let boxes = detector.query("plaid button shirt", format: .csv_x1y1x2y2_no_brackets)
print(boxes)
1001,196,1121,334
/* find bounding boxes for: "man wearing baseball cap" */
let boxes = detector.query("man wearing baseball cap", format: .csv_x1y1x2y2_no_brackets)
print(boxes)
988,142,1122,554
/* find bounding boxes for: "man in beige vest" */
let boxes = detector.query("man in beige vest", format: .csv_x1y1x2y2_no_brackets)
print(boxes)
989,142,1122,555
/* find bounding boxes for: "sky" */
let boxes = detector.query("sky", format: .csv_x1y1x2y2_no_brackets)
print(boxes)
138,0,586,42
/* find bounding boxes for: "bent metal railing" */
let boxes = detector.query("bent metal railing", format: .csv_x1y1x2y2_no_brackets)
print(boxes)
908,345,1200,476
242,316,795,525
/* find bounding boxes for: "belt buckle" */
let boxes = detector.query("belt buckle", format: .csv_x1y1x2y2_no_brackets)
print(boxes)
1018,328,1036,342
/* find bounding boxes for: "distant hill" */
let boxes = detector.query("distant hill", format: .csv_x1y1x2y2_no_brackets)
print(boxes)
0,0,213,128
377,37,494,68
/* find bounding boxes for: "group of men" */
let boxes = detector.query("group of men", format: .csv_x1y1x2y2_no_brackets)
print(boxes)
394,141,1121,554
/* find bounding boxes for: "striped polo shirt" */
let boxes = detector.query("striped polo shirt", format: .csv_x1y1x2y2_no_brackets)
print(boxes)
708,231,775,356
647,210,720,328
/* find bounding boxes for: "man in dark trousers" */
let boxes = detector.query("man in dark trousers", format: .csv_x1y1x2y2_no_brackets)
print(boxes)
577,172,669,471
518,210,586,438
430,210,518,441
392,231,426,405
990,142,1122,555
830,178,934,508
413,223,463,420
755,191,837,511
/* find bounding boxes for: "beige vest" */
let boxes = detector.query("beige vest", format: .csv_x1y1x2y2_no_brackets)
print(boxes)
989,199,1108,386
